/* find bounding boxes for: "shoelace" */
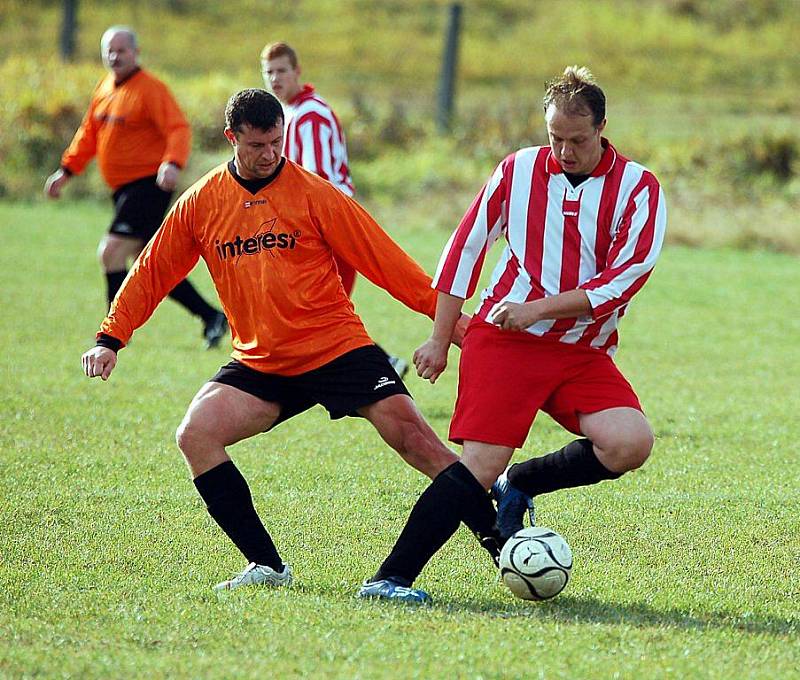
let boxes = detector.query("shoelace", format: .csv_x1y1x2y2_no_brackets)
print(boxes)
386,585,424,598
227,563,260,585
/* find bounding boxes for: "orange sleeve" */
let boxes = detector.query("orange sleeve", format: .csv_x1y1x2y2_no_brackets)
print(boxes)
60,80,103,175
99,194,200,344
311,187,437,319
149,79,191,168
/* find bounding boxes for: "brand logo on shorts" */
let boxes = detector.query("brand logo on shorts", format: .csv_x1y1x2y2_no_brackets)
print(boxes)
373,376,396,391
215,218,300,262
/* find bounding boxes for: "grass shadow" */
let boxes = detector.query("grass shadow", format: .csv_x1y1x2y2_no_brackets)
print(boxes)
242,581,795,638
435,592,797,637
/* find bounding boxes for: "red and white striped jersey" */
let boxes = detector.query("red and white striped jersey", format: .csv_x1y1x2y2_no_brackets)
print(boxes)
433,141,666,356
284,84,355,196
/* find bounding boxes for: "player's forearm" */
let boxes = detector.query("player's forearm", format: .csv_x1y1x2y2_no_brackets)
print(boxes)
492,289,593,332
431,292,465,342
100,220,200,343
529,289,592,321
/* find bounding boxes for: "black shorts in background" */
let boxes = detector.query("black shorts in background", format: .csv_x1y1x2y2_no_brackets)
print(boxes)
210,344,411,430
109,175,173,241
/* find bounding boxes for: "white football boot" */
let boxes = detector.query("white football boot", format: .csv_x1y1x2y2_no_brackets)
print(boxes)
213,562,293,592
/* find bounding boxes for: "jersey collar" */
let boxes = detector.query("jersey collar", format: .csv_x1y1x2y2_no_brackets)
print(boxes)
113,66,142,87
288,83,316,106
546,138,617,177
227,158,286,194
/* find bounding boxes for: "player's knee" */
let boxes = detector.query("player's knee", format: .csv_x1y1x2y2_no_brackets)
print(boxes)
175,420,189,454
98,238,121,269
175,416,203,457
97,239,110,266
98,236,140,270
609,428,654,472
627,430,653,470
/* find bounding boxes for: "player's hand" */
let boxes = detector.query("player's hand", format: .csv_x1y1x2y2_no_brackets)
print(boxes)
156,162,180,191
81,346,118,381
491,302,538,331
413,337,449,384
450,313,471,348
44,169,70,199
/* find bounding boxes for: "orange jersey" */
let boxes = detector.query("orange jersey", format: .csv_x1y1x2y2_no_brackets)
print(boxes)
99,160,437,375
61,69,191,190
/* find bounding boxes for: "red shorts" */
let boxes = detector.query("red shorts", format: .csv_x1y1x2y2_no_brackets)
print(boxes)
449,319,642,448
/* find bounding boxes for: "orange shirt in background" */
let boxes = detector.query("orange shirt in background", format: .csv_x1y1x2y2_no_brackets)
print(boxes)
61,68,191,190
99,160,437,375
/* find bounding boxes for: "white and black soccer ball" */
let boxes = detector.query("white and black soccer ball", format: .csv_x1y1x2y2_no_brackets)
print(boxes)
499,526,573,600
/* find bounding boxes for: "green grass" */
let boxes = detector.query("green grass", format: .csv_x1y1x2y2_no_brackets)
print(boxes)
1,200,798,678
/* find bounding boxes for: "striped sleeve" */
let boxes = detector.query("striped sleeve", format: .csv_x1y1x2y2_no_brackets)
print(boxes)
297,113,330,177
581,170,666,318
432,155,511,298
292,108,353,196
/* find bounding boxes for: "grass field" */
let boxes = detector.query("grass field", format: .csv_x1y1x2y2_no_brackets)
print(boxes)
1,201,799,678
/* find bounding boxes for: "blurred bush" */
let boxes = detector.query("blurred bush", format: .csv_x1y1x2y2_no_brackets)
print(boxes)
1,0,798,249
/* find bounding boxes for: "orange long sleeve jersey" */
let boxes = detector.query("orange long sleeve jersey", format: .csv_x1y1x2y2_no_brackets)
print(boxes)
61,69,191,190
99,160,437,375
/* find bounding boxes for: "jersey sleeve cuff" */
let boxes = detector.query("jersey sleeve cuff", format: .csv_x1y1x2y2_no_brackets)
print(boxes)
95,333,124,352
584,288,620,320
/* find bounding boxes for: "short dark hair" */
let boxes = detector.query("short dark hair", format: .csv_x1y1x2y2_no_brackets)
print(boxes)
543,66,606,127
224,89,284,134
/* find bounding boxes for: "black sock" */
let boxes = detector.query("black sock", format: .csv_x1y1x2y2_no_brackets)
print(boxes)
373,461,500,585
168,279,217,321
193,461,283,570
506,438,622,496
105,269,128,305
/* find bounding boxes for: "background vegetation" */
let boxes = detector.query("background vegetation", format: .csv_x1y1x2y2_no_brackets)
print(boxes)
1,0,798,249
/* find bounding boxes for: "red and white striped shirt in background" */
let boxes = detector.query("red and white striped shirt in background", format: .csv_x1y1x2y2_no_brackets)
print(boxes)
433,140,667,356
283,84,355,197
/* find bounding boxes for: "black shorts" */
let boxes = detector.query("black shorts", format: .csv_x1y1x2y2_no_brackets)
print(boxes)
210,344,411,429
109,175,173,241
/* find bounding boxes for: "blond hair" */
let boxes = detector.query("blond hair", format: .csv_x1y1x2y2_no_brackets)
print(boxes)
543,65,606,126
260,42,298,68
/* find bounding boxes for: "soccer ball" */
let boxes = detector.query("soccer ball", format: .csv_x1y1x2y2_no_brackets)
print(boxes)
499,527,573,600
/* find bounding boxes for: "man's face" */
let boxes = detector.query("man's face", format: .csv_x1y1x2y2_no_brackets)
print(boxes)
262,55,302,103
545,104,606,175
101,32,139,81
225,123,284,180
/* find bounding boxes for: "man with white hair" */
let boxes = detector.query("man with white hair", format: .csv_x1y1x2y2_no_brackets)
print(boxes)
45,27,226,348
